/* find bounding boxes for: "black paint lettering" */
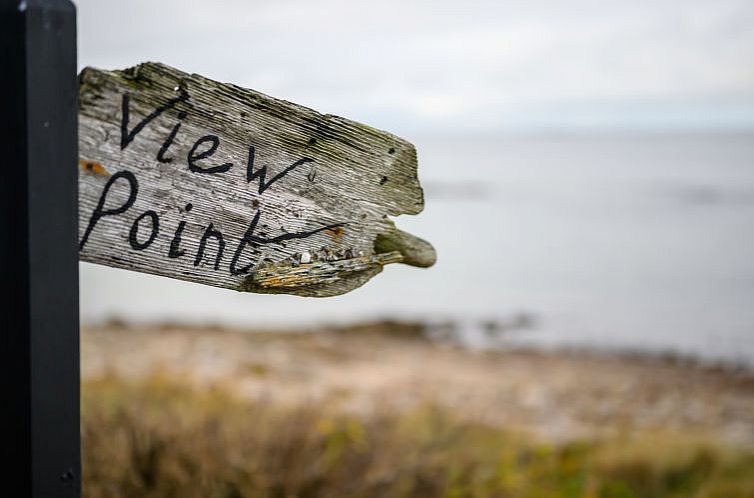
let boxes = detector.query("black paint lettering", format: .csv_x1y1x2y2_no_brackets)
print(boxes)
79,170,138,250
168,203,192,259
169,221,187,258
188,135,232,174
229,211,261,275
230,210,345,275
121,91,188,150
246,145,313,194
194,223,225,270
156,110,187,163
129,210,160,250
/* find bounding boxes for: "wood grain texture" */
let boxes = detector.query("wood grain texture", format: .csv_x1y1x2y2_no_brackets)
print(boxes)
78,62,435,297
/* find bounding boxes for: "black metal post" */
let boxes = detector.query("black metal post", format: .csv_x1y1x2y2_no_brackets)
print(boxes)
1,1,80,497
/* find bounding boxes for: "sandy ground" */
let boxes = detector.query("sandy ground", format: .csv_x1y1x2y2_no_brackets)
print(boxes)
81,321,754,448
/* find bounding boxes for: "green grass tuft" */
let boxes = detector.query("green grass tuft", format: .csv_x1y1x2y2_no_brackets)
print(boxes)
82,374,754,498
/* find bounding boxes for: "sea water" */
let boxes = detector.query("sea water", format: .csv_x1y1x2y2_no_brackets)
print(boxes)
80,134,754,365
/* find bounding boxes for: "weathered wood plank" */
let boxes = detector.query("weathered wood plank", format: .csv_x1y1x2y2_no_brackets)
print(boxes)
78,62,435,297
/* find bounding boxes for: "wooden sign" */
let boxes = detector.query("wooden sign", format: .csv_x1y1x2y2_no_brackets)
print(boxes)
78,63,435,297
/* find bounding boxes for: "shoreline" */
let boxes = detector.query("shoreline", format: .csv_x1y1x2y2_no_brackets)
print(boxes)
82,319,754,448
89,317,754,373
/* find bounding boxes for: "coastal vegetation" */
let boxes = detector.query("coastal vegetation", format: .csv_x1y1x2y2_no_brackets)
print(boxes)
82,372,754,498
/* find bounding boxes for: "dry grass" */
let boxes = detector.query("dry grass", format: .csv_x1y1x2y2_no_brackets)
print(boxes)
82,373,754,498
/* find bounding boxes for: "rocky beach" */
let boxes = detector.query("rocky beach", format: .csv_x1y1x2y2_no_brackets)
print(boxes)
82,321,754,448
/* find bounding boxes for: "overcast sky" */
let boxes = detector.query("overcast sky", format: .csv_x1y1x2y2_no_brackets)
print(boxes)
75,0,754,134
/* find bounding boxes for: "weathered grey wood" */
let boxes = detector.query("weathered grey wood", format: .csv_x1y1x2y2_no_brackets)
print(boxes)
78,62,435,297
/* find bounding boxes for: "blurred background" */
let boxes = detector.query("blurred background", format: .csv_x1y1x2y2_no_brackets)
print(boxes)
77,0,754,365
75,1,754,496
